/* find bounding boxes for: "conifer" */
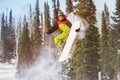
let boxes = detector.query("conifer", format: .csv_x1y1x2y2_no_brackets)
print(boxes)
69,0,100,80
17,16,32,74
52,0,58,26
110,0,120,78
66,0,73,13
31,0,42,61
44,2,51,32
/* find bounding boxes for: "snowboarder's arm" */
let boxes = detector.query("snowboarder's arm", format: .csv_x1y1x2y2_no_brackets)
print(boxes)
46,24,58,34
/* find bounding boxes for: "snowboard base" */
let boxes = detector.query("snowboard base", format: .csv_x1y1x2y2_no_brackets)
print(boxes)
58,25,77,62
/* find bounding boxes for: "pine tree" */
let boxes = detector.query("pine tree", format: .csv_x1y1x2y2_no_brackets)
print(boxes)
35,0,40,25
111,0,120,56
1,13,6,62
69,0,100,80
29,4,32,21
56,0,60,10
111,0,120,78
16,18,22,37
3,12,9,62
44,2,51,32
3,14,9,62
52,0,58,26
8,9,16,61
68,40,85,80
100,5,115,79
74,0,91,20
0,10,16,63
66,0,73,13
16,18,22,60
17,16,32,74
28,4,33,38
31,0,42,61
40,12,43,26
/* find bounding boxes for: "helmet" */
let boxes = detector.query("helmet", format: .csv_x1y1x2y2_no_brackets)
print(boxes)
58,10,64,16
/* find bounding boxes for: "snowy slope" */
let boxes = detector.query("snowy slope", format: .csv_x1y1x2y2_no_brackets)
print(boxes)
0,62,16,80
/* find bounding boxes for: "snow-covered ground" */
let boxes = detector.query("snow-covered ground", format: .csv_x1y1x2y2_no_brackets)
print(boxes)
0,62,16,80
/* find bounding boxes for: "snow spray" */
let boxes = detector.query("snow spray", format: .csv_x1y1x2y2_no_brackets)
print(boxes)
67,12,89,39
17,31,64,80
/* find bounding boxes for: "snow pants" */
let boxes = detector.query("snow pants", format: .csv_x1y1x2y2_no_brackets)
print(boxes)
54,24,70,47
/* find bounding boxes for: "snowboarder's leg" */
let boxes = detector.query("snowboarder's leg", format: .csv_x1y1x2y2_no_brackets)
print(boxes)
54,32,68,47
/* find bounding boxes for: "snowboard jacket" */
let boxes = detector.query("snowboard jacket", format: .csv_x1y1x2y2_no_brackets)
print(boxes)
47,15,72,34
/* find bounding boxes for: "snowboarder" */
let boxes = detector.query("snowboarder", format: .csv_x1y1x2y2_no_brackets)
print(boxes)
47,10,80,47
47,10,72,47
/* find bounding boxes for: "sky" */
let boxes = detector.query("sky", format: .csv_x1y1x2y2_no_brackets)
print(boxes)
0,0,116,22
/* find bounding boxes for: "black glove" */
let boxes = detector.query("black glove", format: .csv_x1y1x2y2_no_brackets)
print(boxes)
76,28,80,32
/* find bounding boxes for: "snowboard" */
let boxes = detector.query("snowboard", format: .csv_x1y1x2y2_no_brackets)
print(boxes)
58,25,77,62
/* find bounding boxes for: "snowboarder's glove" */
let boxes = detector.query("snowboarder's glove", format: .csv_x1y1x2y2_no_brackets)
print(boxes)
76,28,80,32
